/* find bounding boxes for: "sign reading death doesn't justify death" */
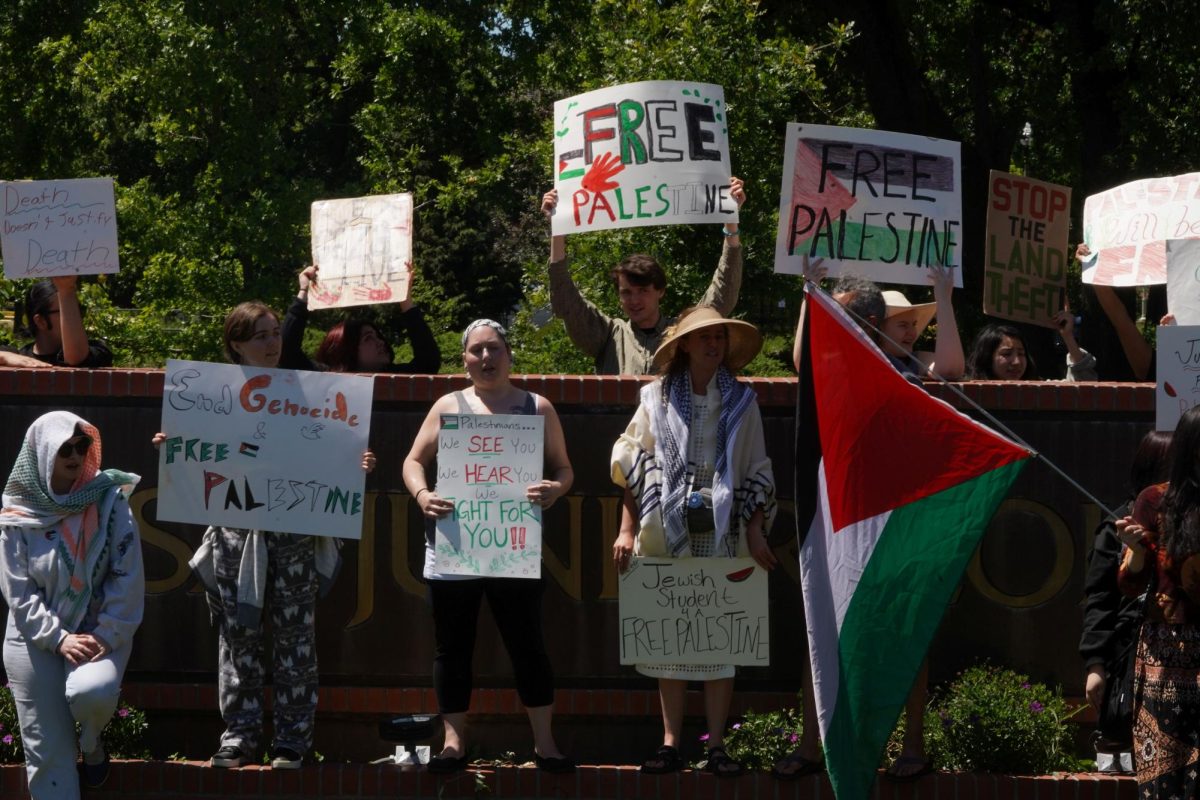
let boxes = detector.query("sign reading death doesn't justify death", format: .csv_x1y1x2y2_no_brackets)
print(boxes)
157,359,373,539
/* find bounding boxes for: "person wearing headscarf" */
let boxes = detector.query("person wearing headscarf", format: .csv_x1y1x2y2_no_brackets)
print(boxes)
611,306,777,776
0,411,143,797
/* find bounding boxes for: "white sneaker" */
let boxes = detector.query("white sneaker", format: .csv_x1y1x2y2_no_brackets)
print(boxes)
270,747,303,769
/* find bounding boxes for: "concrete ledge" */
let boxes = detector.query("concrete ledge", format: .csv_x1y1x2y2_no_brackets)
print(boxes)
0,761,1137,799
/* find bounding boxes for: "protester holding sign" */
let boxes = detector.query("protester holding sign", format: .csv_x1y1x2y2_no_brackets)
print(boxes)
281,263,441,373
879,266,964,380
0,277,112,368
540,178,745,375
611,306,776,776
966,318,1097,381
402,319,574,774
152,301,376,771
1,412,143,798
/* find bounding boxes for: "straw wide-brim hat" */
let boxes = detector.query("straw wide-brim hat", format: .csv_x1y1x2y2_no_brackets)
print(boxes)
651,307,763,371
882,290,936,336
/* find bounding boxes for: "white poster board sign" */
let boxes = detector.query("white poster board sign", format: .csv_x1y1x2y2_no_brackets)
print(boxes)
157,359,373,539
1082,173,1200,286
550,81,736,235
434,413,544,578
1167,239,1200,325
1156,325,1200,431
309,192,413,310
775,124,962,287
618,557,769,666
1,178,119,278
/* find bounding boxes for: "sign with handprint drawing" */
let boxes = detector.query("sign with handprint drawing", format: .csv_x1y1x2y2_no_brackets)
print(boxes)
309,192,412,310
551,81,736,235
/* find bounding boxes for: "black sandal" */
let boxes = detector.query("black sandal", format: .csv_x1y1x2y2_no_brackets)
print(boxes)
641,745,684,774
704,746,744,778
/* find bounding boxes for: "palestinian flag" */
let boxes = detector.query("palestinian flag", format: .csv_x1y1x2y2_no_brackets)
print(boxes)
795,286,1030,800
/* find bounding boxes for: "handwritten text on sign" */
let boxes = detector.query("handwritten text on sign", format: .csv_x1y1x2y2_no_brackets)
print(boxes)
551,81,735,235
983,171,1071,327
1156,325,1200,432
774,124,962,287
1,178,119,278
1082,173,1200,286
619,557,769,666
309,193,413,310
434,414,544,578
157,359,373,539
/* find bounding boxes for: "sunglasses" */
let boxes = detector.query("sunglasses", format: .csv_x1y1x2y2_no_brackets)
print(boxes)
57,437,93,458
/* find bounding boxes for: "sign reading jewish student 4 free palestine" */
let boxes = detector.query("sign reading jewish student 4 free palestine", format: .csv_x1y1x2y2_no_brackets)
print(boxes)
774,124,962,287
618,557,769,666
1081,172,1200,286
550,81,736,235
1156,325,1200,432
157,360,374,539
1,178,119,278
309,192,413,310
434,414,544,578
983,171,1071,328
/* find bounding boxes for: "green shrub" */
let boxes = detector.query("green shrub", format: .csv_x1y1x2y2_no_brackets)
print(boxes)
0,685,150,763
925,664,1082,774
722,704,805,772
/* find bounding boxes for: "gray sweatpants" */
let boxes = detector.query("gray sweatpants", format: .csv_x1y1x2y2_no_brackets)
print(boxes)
213,529,319,756
3,615,132,800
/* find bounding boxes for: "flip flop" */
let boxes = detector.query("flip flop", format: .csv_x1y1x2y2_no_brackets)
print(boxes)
641,745,684,774
885,755,933,782
771,750,824,781
703,746,744,778
427,753,469,774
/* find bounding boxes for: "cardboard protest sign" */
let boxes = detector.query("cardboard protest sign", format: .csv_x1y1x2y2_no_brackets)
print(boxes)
1081,172,1200,286
1,178,118,278
1167,239,1200,325
983,171,1071,327
1156,325,1200,431
774,123,962,287
550,81,736,235
157,360,373,539
433,414,544,578
618,557,768,666
309,192,413,310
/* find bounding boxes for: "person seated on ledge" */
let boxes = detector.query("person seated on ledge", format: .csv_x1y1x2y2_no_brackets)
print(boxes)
0,277,112,368
541,177,746,375
879,265,965,380
966,318,1098,380
280,262,441,373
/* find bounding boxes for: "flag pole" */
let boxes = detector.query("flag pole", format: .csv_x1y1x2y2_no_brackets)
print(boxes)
805,281,1122,521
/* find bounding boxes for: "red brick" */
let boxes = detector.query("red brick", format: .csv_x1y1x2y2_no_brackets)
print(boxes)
385,687,405,711
340,764,362,796
619,765,642,799
147,370,165,394
499,689,520,714
401,688,423,711
107,370,130,396
278,766,301,795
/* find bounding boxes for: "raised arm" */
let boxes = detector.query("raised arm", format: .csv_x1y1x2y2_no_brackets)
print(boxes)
52,276,91,366
1080,243,1151,380
395,262,441,373
698,176,746,315
542,188,613,358
280,265,319,371
917,265,964,380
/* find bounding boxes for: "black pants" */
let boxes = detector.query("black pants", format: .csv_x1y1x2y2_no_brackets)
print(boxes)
428,577,555,713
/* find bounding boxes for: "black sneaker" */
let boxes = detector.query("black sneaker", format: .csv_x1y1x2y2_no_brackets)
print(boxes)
270,747,303,770
211,745,246,768
80,751,110,788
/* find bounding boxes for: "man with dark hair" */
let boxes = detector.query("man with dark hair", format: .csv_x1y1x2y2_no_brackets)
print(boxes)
541,177,745,375
0,276,112,368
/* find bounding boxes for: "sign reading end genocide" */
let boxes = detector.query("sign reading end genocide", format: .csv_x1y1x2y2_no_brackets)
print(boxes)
1082,172,1200,286
774,123,962,287
618,557,769,666
434,414,544,578
983,171,1071,327
1,178,119,279
550,81,736,235
157,360,374,539
309,192,413,310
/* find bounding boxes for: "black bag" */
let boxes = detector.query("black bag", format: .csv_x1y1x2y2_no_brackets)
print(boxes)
1096,635,1135,748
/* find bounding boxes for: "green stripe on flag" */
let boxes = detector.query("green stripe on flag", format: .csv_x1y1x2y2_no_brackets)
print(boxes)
823,459,1025,800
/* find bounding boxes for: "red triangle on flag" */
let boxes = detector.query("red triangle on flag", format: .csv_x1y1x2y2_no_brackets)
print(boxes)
806,287,1028,532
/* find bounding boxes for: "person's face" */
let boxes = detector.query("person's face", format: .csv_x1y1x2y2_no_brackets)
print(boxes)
356,325,391,370
463,327,511,387
991,335,1027,380
679,325,728,374
51,434,92,494
230,314,281,368
35,295,63,348
881,313,918,357
617,275,665,329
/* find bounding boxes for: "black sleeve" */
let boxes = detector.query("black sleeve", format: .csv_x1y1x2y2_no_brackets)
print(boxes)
390,305,441,374
280,297,318,371
1079,503,1129,667
64,338,112,368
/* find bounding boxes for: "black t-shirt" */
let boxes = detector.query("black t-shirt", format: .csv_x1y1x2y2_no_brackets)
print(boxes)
4,339,114,367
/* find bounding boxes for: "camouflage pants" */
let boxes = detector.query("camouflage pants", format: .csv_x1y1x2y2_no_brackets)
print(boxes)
213,529,319,756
